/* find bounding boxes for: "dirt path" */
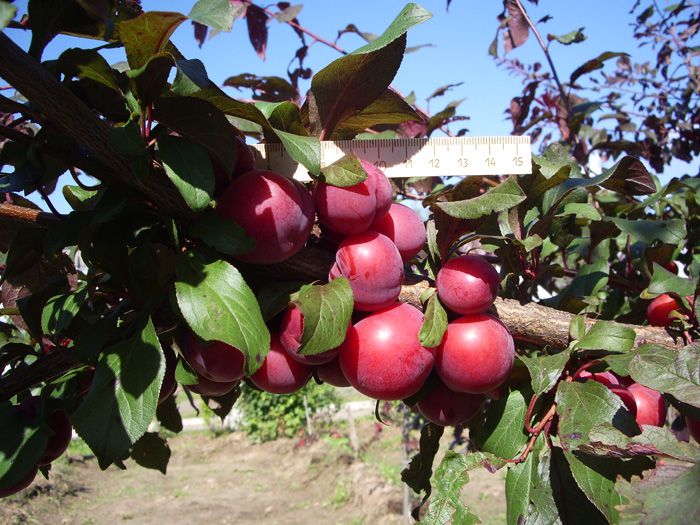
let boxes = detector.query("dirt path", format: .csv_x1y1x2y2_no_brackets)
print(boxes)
1,423,506,525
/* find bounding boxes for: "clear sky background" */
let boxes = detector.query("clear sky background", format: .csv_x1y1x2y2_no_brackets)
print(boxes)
5,1,698,212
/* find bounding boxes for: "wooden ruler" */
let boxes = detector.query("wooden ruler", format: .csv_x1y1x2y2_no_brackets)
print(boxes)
250,136,531,181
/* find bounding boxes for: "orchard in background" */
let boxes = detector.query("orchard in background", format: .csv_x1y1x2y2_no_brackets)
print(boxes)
1,1,699,524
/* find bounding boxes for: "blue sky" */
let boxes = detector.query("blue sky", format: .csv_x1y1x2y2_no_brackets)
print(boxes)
5,1,697,212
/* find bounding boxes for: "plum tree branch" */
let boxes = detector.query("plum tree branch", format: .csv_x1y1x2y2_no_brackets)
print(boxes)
259,244,683,351
0,203,60,226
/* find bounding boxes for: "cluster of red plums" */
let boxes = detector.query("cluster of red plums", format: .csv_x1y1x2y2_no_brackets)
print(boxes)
5,142,700,499
180,147,517,430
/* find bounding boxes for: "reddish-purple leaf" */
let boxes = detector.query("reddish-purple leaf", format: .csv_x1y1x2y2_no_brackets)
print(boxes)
192,21,208,48
246,4,269,60
504,0,529,53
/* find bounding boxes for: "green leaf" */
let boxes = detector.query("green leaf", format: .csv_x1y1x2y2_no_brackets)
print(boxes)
157,135,214,211
616,462,700,525
556,381,639,452
355,4,432,54
152,96,239,175
256,281,305,322
472,388,528,459
420,451,504,525
419,291,448,348
189,0,236,32
331,88,420,139
174,358,199,386
519,348,571,396
57,48,123,92
582,423,700,463
643,263,698,299
0,2,17,32
401,423,444,499
255,101,308,136
273,129,321,176
109,119,149,178
607,217,686,245
549,27,586,45
40,285,88,336
174,252,270,376
187,211,255,256
309,4,431,138
63,185,100,211
72,317,166,469
575,321,636,353
0,402,48,491
570,51,629,85
172,59,214,96
550,448,610,525
118,11,188,69
564,451,650,524
437,177,526,220
533,143,577,180
521,447,606,525
627,343,700,408
505,444,537,525
191,88,272,131
130,432,171,474
292,278,354,357
559,203,601,221
319,154,368,187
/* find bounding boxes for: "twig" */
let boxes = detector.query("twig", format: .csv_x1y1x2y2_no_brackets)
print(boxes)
523,393,540,434
68,166,103,191
505,402,557,463
37,186,66,218
512,0,572,118
0,123,32,144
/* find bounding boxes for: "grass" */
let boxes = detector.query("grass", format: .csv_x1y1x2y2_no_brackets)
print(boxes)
330,480,350,509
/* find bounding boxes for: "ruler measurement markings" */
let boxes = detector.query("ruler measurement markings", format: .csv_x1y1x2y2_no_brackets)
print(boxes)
251,136,531,181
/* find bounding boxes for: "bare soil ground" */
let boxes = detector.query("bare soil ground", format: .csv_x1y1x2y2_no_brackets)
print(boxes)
0,421,506,525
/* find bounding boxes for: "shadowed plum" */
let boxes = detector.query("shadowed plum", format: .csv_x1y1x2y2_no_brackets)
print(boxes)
213,135,257,193
687,417,700,443
180,331,246,384
417,379,484,426
0,464,38,498
189,375,239,397
250,334,312,394
316,358,351,387
218,170,314,264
